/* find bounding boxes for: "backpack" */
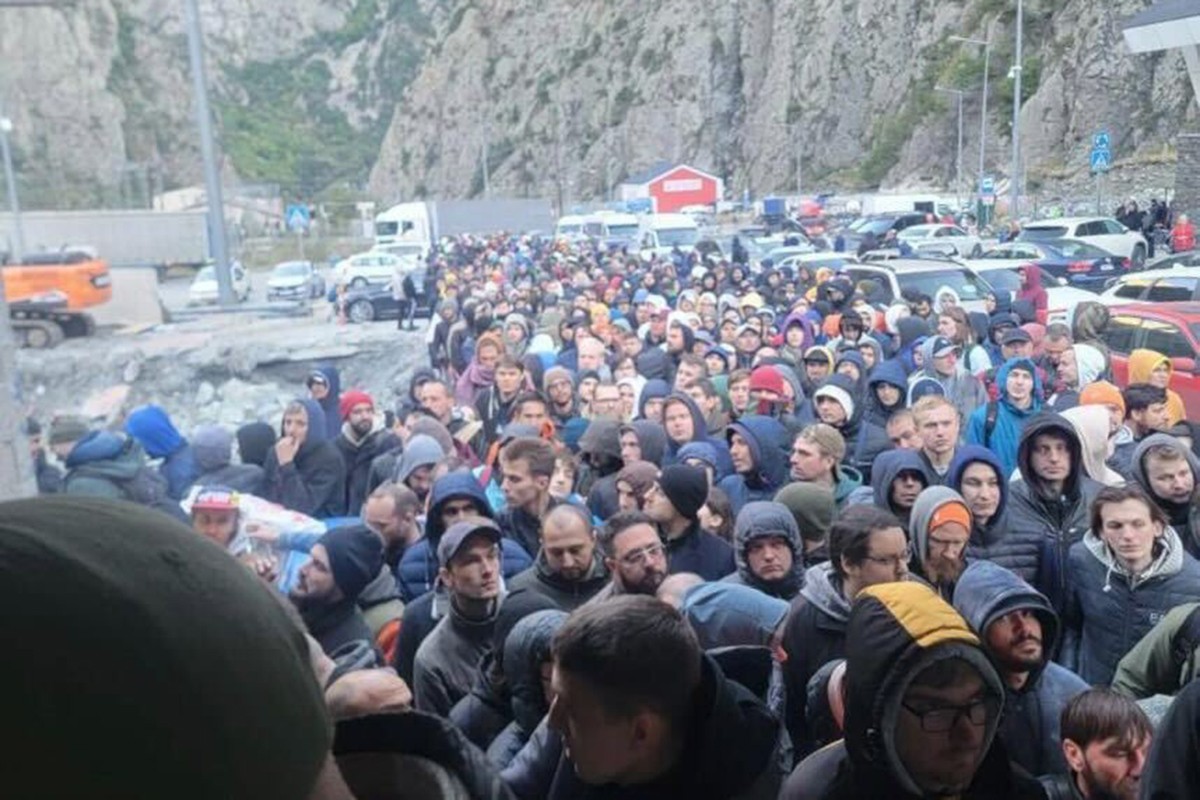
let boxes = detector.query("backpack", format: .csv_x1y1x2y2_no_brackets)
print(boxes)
1169,604,1200,687
983,400,999,448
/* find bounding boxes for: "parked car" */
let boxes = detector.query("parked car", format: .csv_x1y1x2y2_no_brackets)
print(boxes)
841,259,995,314
1143,250,1200,270
968,264,1094,323
188,262,251,305
896,223,984,258
1096,266,1200,305
964,239,1129,290
1017,217,1148,266
774,252,859,275
841,212,930,252
343,282,433,323
1100,303,1200,418
333,250,414,288
266,260,324,301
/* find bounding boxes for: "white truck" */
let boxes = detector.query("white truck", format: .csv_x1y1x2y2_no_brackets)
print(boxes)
374,199,554,254
638,213,701,261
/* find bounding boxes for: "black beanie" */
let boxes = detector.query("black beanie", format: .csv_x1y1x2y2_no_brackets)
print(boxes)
319,525,383,601
658,464,708,521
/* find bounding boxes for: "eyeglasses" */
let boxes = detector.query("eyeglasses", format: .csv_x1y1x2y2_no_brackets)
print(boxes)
620,542,665,566
902,695,999,733
863,548,911,568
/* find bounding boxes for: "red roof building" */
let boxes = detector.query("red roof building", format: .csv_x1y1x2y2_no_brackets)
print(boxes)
617,162,724,213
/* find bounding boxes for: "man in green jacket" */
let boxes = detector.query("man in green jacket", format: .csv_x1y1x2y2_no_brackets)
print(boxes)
1111,601,1200,700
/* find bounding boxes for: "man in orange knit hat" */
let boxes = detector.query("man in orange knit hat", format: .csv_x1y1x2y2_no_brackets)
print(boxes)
908,486,974,602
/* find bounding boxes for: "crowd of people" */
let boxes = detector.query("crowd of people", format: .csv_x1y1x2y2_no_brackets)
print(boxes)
13,230,1200,799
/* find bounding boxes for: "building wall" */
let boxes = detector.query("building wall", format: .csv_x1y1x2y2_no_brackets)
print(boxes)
649,167,719,212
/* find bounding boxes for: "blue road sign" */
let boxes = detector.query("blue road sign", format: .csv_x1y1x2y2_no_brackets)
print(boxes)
1090,148,1112,172
980,176,995,194
286,204,310,232
1093,131,1111,150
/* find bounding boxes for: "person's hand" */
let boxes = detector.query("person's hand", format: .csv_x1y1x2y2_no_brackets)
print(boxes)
244,520,280,544
275,435,300,466
325,668,413,720
237,553,278,584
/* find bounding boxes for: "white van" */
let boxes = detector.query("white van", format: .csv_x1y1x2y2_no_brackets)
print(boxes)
555,215,589,242
638,213,700,261
583,212,640,246
374,202,432,252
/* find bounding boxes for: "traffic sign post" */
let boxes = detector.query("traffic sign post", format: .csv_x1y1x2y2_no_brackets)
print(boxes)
978,175,995,227
286,204,310,258
1090,131,1111,214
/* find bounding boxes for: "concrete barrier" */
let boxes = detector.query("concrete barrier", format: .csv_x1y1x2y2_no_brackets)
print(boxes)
89,266,164,327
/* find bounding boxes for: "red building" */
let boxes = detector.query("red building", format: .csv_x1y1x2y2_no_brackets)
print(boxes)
617,162,724,213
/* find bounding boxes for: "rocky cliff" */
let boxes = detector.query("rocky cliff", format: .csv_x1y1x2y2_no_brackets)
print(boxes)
2,0,1194,207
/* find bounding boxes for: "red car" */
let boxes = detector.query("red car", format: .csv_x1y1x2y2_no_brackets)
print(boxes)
1101,303,1200,419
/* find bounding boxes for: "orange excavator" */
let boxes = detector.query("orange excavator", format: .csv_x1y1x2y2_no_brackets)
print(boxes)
3,248,111,347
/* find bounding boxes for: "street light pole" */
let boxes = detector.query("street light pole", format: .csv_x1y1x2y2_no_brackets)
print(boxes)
0,111,24,263
1011,0,1024,219
182,0,234,307
935,87,965,211
949,34,991,201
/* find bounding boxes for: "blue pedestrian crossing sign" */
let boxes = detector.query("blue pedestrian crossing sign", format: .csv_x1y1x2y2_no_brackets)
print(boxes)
286,204,311,232
1090,148,1112,173
1093,131,1111,150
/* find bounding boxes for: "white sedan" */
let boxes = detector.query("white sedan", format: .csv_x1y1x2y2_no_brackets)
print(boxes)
188,262,251,305
896,224,984,258
334,251,415,288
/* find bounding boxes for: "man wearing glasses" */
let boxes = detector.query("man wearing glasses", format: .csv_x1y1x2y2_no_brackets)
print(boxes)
909,487,973,602
781,505,910,758
586,510,670,605
781,582,1044,799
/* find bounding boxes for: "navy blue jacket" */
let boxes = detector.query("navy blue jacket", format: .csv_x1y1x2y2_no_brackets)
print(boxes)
666,519,736,582
949,445,1041,585
717,416,791,516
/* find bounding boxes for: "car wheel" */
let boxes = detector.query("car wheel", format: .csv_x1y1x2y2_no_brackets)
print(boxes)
1132,245,1146,269
351,277,368,289
348,299,375,323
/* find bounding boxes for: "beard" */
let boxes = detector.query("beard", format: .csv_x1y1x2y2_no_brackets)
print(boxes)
625,566,666,596
351,419,374,438
1080,760,1139,800
924,553,966,585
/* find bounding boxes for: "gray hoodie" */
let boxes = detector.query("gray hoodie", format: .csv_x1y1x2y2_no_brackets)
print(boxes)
1130,433,1200,558
908,485,971,601
393,434,445,484
191,424,266,496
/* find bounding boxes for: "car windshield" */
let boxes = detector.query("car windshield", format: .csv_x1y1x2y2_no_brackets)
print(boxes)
608,224,639,238
897,268,992,301
858,218,896,236
1017,225,1070,241
658,227,699,247
274,262,309,276
1041,240,1112,259
375,221,398,237
195,266,215,281
976,268,1022,293
557,223,583,235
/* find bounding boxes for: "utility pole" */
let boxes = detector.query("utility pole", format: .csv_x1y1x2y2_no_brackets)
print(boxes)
1010,0,1024,219
0,110,24,262
935,87,965,210
949,33,991,206
794,129,803,196
182,0,234,306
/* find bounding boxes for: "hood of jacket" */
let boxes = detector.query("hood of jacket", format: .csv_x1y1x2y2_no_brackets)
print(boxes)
1131,433,1200,503
1129,348,1172,385
1060,405,1125,486
286,398,332,448
1072,344,1107,388
733,500,804,594
637,379,672,419
394,434,444,484
799,561,853,623
236,422,276,468
1073,301,1110,343
635,348,672,382
503,609,569,733
726,415,790,490
910,485,972,562
866,359,909,418
948,445,1009,542
843,582,1004,796
124,404,185,459
65,431,142,477
870,449,932,515
997,357,1044,413
192,424,234,472
624,419,667,466
1017,412,1085,499
951,560,1061,690
1081,524,1188,589
774,481,836,544
662,391,709,447
681,582,790,650
578,418,622,462
896,316,929,350
425,471,492,546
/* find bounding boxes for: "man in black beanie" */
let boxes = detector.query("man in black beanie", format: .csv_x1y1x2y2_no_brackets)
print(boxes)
290,525,383,657
645,464,736,581
0,497,348,799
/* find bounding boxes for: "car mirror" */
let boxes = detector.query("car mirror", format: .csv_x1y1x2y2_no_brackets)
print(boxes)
1171,357,1196,374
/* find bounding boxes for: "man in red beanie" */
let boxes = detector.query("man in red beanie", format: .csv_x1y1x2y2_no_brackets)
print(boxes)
335,390,400,517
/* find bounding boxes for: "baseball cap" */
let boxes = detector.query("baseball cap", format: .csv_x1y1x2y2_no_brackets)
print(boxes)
929,336,958,358
437,518,502,567
1001,328,1032,346
737,323,762,338
192,486,240,512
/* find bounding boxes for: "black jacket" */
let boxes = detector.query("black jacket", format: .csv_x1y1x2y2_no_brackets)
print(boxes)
263,398,347,518
300,599,374,657
507,550,610,611
1140,676,1200,800
949,445,1041,584
665,519,736,581
496,497,563,559
336,426,400,517
547,654,782,799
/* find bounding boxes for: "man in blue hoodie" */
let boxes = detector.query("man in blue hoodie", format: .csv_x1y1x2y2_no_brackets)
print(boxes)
966,357,1043,478
124,404,200,501
953,560,1088,777
719,415,791,516
949,445,1041,585
262,398,346,518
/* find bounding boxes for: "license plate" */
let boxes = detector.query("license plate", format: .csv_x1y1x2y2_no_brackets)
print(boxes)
1100,263,1113,271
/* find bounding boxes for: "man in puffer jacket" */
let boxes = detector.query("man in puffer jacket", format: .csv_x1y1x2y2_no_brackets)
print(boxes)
949,445,1041,584
191,424,266,496
1060,484,1200,685
1007,413,1103,615
780,582,1044,799
486,609,568,766
953,560,1088,777
718,415,791,516
1130,433,1200,559
724,501,805,600
125,404,200,501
